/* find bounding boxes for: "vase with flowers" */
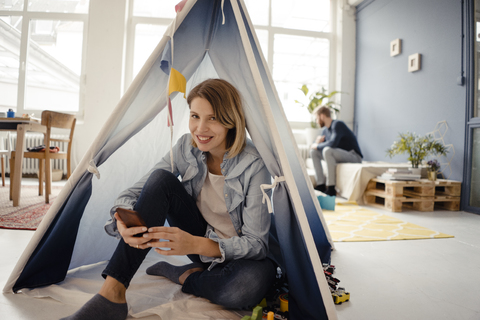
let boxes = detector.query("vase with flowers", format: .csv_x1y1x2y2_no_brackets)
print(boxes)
386,132,448,175
427,159,440,181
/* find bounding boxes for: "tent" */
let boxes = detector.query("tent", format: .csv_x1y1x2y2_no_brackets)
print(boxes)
4,1,337,319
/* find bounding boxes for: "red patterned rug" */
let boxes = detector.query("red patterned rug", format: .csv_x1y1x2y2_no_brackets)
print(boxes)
0,185,62,230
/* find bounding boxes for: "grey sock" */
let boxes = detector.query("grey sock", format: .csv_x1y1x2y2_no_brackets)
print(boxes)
146,262,204,285
60,294,128,320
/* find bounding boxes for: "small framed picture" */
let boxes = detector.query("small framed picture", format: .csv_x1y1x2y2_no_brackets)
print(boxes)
408,53,421,72
390,38,401,57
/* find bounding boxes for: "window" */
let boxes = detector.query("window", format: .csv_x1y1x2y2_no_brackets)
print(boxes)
124,1,173,85
126,0,334,123
0,16,22,110
464,0,480,212
0,0,89,115
133,0,178,19
271,0,330,32
133,24,166,77
476,20,480,117
26,19,84,112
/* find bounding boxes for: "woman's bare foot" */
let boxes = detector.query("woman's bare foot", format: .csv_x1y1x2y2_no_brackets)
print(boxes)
179,267,204,284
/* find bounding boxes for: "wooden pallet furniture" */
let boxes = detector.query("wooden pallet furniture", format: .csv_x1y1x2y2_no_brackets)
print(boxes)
363,178,461,212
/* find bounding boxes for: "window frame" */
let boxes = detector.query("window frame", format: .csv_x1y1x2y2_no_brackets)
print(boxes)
462,0,480,213
0,7,88,117
124,0,337,127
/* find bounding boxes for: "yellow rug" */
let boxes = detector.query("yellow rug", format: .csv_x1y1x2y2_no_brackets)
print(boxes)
323,201,454,242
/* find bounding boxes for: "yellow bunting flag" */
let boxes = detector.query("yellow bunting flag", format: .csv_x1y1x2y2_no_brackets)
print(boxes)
168,68,186,98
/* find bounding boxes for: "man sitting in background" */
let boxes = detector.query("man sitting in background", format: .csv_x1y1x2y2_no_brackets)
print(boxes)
310,106,363,196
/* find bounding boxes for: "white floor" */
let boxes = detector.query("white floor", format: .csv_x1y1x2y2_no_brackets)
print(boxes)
332,208,480,320
1,179,480,319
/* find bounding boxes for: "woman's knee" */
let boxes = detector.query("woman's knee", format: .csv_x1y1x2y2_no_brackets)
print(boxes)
144,169,176,190
147,168,175,182
136,169,178,212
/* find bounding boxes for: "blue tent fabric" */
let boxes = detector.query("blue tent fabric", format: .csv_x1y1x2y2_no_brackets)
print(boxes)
12,173,93,291
236,3,332,263
7,1,336,319
272,185,330,319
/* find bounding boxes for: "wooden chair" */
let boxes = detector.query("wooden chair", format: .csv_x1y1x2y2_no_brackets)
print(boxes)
10,111,76,203
0,132,12,187
0,151,5,186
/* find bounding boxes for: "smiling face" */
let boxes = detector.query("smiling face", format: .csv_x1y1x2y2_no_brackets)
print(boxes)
189,97,229,159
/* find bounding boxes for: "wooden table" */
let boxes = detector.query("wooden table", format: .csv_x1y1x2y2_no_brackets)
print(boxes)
0,117,46,207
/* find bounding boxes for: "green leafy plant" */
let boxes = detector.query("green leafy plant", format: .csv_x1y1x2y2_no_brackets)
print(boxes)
295,85,342,128
386,132,448,168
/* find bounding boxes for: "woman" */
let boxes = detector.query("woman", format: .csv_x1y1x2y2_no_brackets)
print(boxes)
62,79,277,320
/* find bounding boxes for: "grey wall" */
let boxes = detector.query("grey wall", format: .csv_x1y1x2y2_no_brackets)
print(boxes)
355,0,466,181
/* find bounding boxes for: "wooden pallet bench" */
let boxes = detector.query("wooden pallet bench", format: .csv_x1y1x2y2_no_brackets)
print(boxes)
364,178,461,212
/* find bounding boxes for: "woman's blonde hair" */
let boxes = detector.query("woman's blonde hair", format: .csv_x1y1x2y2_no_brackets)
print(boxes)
187,78,247,158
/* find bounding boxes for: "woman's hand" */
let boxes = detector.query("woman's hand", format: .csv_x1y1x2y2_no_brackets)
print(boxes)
114,212,149,249
145,226,222,258
144,226,198,256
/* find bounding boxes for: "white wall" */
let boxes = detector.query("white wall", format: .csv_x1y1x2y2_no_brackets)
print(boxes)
74,0,128,167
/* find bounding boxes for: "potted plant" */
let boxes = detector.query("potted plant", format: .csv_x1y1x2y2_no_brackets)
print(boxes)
386,132,448,174
295,85,342,146
296,85,342,128
427,159,440,181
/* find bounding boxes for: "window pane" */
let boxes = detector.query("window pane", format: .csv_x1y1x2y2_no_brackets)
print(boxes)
0,0,24,11
27,0,89,14
133,24,166,78
255,29,268,63
243,0,269,26
273,34,329,122
470,128,480,207
133,0,178,18
0,16,22,112
272,0,330,32
26,20,83,112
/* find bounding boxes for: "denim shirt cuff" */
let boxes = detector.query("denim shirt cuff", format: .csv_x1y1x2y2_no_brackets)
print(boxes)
199,242,225,270
104,204,134,239
200,229,229,269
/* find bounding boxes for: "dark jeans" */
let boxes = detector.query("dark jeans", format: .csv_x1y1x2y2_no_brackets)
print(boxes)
102,169,276,309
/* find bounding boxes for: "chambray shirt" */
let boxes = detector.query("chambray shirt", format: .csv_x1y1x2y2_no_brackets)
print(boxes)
104,134,272,269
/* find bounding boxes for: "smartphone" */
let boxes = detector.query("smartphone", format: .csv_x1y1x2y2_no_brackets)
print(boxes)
116,208,147,237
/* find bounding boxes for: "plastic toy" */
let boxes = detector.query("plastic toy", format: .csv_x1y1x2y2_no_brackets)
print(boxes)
332,287,350,305
279,293,288,312
241,306,262,320
323,264,351,305
244,267,291,320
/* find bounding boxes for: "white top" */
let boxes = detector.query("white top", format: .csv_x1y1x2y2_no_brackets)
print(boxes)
196,171,237,239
